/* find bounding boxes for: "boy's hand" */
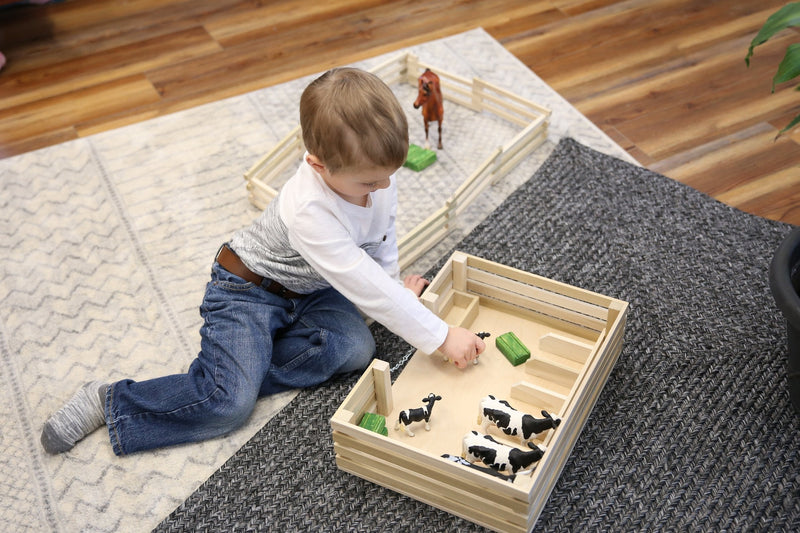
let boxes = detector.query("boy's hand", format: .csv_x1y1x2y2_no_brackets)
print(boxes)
403,274,430,297
438,327,486,369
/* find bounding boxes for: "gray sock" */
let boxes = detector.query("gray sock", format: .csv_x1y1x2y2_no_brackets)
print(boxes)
41,381,108,454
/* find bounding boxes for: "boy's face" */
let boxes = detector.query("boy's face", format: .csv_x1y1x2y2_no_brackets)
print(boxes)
307,155,395,207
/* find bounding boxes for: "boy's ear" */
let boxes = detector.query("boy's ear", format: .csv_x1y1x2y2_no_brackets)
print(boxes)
305,154,328,175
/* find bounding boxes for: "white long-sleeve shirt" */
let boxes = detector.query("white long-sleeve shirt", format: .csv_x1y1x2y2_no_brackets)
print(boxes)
229,157,448,354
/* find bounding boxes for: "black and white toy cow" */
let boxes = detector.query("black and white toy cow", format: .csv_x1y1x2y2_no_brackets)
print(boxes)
461,430,545,474
477,395,561,445
395,393,442,437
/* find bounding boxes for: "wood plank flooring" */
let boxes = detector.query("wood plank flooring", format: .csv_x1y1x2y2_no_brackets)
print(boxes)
0,0,797,224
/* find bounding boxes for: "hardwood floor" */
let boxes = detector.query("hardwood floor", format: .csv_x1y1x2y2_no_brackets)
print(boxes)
1,0,797,224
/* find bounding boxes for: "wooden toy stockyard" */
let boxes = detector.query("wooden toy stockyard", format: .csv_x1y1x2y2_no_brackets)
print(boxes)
332,252,629,532
243,52,551,271
243,53,627,532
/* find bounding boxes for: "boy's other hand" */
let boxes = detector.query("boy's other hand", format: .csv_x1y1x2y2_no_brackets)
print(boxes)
438,327,486,369
404,274,430,297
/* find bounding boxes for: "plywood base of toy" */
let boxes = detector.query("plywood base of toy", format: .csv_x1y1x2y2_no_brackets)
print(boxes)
331,252,628,532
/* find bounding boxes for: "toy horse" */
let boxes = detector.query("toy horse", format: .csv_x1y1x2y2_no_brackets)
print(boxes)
413,68,444,150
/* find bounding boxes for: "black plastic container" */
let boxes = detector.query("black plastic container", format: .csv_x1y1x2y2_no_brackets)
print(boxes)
769,227,800,413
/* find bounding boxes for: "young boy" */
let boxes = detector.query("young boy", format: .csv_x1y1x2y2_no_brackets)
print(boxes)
41,67,485,456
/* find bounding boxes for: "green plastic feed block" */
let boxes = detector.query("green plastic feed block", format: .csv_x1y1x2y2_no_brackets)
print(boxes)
496,331,531,366
403,144,437,171
358,412,388,436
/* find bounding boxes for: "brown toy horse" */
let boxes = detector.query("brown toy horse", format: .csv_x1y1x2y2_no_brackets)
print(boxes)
413,68,443,150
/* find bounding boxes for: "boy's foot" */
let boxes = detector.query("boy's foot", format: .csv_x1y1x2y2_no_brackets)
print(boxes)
41,381,108,454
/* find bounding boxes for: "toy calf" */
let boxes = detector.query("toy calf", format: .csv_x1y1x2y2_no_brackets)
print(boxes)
395,393,442,437
478,395,561,445
462,431,545,474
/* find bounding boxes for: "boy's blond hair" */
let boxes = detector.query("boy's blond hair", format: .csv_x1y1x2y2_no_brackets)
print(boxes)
300,67,408,174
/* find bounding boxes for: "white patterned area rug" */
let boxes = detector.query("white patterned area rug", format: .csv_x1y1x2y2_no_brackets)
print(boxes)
0,28,628,532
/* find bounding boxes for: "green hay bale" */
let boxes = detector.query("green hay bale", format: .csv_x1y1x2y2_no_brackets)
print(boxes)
403,144,437,171
358,412,388,436
496,331,531,366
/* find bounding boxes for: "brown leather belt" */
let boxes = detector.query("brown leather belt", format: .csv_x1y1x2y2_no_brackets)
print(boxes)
216,245,305,299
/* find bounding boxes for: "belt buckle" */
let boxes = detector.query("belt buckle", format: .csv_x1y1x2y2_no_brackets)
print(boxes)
267,279,294,298
277,285,291,298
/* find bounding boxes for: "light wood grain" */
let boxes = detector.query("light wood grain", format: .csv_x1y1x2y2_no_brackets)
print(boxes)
0,0,797,223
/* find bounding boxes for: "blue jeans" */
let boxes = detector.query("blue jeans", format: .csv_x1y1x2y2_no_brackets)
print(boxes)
104,262,375,455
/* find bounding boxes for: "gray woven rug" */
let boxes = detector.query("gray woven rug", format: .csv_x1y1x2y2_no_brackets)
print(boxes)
156,138,800,532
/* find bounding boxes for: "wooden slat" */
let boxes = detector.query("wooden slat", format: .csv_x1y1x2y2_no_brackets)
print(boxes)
481,297,603,340
525,357,579,391
466,255,615,309
397,204,452,270
337,359,383,415
539,333,595,363
333,433,530,516
244,125,303,186
468,278,608,333
510,381,567,414
331,417,532,501
465,264,610,319
334,452,529,533
372,360,393,416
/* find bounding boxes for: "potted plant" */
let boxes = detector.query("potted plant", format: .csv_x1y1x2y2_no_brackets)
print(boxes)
770,228,800,413
745,2,800,136
753,4,800,413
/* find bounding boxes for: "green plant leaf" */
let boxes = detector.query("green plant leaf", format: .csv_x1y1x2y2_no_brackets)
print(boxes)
779,111,800,135
773,43,800,90
746,2,800,66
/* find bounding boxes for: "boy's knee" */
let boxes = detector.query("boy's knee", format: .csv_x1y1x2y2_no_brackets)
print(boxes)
343,317,374,355
336,328,375,374
206,389,256,431
352,333,376,363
